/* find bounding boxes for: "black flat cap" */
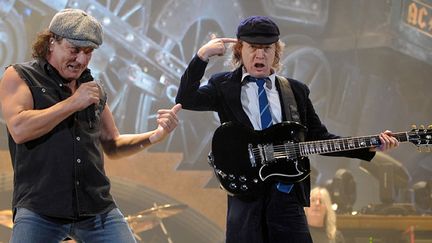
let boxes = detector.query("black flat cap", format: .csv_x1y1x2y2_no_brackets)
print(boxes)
236,16,280,45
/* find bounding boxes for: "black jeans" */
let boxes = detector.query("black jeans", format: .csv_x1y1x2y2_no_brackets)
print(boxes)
225,185,312,243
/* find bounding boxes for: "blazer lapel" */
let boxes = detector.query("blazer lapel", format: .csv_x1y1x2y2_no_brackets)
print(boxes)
219,68,253,128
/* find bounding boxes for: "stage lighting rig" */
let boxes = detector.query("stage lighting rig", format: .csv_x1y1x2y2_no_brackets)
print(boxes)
325,169,356,214
412,180,432,214
360,153,416,215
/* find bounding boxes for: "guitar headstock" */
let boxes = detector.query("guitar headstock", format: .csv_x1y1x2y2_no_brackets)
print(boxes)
408,125,432,152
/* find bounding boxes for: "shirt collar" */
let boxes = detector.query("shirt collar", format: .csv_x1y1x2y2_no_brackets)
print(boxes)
241,67,276,89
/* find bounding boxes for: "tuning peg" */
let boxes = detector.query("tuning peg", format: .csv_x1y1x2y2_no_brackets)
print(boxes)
412,125,417,130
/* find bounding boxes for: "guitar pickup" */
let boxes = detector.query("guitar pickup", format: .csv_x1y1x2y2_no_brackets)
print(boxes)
257,143,275,164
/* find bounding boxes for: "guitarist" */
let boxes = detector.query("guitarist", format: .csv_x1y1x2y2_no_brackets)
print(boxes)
176,16,399,243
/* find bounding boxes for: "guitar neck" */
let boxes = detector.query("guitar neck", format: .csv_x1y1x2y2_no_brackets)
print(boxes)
298,132,408,156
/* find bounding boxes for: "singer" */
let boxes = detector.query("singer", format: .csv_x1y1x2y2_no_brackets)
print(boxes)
0,8,181,243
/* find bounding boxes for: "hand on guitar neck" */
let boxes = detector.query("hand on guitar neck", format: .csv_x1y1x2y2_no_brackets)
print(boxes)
369,130,400,152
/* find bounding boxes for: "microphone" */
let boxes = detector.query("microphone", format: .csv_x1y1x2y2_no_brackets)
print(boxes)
87,104,96,129
79,70,96,129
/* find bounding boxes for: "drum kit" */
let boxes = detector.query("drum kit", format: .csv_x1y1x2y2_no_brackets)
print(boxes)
0,203,187,242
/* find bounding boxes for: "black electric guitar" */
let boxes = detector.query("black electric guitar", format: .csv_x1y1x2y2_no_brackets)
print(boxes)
208,121,431,196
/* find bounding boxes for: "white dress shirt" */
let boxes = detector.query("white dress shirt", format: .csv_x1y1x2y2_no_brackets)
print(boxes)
240,71,282,130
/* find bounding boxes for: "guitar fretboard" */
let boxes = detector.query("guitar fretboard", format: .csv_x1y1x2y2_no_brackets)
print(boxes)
298,132,408,156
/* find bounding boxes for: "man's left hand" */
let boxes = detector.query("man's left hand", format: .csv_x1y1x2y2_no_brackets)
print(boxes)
149,104,182,144
371,130,399,152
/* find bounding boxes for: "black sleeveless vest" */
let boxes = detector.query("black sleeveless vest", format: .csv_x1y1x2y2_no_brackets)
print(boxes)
9,59,115,219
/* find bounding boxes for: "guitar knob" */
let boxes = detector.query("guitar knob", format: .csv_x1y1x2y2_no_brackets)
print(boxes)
412,125,417,130
240,185,248,191
239,176,247,182
229,183,237,190
228,174,236,181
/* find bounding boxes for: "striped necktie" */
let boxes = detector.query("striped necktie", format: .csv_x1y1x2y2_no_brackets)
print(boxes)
250,76,293,194
249,77,273,129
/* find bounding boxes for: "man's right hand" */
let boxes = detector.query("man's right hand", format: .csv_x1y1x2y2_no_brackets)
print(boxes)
71,81,101,111
197,33,237,61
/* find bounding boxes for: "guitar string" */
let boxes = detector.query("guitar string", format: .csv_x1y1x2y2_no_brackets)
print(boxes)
249,135,384,158
247,131,426,162
249,131,418,159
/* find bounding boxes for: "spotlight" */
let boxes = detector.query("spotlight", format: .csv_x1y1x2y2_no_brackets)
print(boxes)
360,152,410,204
413,180,432,214
359,152,416,215
326,169,356,214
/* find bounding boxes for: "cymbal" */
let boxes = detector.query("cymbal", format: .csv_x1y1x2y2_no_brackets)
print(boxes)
134,203,188,219
125,204,187,233
125,214,160,233
0,210,13,229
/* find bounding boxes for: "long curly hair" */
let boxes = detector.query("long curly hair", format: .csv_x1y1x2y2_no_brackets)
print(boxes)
230,40,285,71
31,29,63,58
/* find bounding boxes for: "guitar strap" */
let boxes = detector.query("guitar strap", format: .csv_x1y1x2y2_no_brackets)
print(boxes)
276,75,301,123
